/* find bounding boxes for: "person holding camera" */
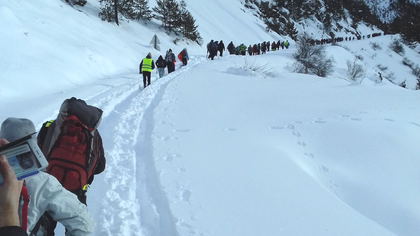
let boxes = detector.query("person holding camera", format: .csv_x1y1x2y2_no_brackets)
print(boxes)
0,143,27,236
0,117,94,236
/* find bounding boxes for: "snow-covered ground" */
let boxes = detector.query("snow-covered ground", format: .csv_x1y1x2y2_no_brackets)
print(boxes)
1,0,420,236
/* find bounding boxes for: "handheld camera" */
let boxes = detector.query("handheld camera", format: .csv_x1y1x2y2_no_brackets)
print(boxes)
0,133,48,183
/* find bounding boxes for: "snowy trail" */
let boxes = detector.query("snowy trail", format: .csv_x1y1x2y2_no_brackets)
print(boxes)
86,56,205,236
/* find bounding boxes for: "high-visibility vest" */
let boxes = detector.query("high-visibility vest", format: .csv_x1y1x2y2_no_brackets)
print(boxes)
142,58,153,72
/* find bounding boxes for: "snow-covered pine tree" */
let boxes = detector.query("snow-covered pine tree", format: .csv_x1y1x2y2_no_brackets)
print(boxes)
153,0,180,32
284,20,298,41
178,0,202,44
99,0,119,25
119,0,153,21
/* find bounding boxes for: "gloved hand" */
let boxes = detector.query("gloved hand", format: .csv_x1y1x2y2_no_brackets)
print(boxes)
139,71,142,74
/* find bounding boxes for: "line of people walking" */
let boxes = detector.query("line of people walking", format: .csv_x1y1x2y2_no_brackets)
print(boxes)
138,48,189,89
208,39,290,58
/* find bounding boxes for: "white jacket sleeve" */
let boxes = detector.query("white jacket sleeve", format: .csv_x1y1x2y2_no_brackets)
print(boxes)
25,172,94,236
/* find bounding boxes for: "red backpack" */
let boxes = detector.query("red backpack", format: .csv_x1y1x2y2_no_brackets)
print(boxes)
38,97,105,194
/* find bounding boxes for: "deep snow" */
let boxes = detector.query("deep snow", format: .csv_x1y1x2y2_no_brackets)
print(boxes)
1,0,420,236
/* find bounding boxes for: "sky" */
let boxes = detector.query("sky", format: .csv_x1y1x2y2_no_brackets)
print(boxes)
1,0,420,236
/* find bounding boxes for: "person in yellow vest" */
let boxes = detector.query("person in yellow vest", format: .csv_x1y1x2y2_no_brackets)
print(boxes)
139,52,155,89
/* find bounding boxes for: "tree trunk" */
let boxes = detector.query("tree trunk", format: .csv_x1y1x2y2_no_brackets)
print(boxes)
114,0,119,26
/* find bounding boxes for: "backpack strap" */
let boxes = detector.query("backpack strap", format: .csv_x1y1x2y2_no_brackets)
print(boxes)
37,120,54,151
21,181,29,231
29,213,50,236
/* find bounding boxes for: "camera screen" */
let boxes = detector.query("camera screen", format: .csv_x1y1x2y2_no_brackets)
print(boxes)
0,143,42,182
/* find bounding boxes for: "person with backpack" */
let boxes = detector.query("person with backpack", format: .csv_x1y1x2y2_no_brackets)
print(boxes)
37,97,106,235
179,48,189,66
261,41,266,54
139,52,155,89
0,117,94,236
284,40,290,49
252,44,258,55
165,49,176,74
155,55,166,78
238,43,246,55
207,40,217,60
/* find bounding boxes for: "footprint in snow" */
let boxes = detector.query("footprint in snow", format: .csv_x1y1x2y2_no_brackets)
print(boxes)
304,152,314,159
297,141,306,147
320,165,329,172
287,124,295,130
292,131,301,137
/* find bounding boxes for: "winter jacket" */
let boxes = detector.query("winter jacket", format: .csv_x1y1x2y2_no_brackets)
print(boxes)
165,52,176,63
22,172,94,235
156,56,166,68
180,49,189,59
227,42,235,53
217,42,225,51
139,55,155,73
207,41,217,53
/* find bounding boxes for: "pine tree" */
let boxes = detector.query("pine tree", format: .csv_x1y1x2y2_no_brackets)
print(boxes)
181,10,202,44
177,0,202,44
99,0,120,25
324,0,344,21
153,0,180,32
321,13,333,34
284,20,298,41
120,0,153,21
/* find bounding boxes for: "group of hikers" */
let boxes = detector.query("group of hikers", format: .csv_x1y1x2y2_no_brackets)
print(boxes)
0,97,106,236
207,39,290,58
139,48,189,89
310,32,383,45
138,38,292,89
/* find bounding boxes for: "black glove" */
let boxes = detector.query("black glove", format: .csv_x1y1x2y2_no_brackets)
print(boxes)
140,71,142,74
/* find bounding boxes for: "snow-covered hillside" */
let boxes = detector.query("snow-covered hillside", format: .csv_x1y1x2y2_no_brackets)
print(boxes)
1,0,420,236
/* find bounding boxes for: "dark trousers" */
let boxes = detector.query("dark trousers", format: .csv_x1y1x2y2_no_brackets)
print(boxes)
167,63,175,73
182,58,187,66
143,71,151,87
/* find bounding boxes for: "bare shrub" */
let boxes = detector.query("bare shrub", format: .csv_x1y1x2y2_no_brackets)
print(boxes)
293,34,335,77
389,39,405,55
355,54,364,61
402,57,413,68
370,42,382,50
412,65,420,78
347,60,366,82
241,58,277,78
377,64,388,71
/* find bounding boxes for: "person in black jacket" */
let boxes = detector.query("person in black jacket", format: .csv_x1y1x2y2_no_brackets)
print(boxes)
218,40,225,57
155,55,166,78
0,142,28,236
227,41,235,55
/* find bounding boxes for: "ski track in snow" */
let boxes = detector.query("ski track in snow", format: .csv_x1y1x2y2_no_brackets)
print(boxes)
83,57,205,236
